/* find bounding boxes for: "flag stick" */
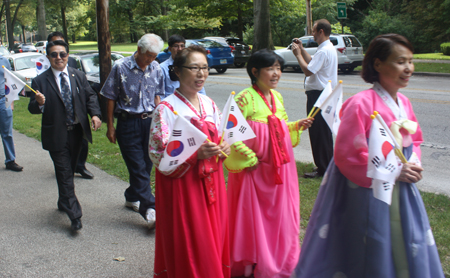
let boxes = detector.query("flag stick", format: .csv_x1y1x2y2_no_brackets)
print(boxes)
172,110,228,159
371,111,408,163
207,138,228,158
216,91,235,161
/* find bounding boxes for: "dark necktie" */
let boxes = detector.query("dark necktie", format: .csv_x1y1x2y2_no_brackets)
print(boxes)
60,72,74,125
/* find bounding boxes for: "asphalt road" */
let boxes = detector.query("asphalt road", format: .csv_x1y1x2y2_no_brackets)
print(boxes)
204,68,450,195
0,67,448,277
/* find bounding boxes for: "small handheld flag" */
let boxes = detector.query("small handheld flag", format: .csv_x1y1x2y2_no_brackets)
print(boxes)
320,80,343,136
367,111,405,205
35,55,51,75
218,91,256,145
158,111,208,172
2,65,26,108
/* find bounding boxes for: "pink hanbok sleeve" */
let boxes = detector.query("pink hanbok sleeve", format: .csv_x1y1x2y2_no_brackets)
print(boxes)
334,95,373,187
335,90,424,188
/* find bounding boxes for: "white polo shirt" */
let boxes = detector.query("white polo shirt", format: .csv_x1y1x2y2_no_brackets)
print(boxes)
305,39,338,91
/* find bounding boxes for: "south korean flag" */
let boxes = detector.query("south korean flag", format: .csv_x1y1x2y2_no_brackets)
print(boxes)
158,112,208,172
367,117,402,205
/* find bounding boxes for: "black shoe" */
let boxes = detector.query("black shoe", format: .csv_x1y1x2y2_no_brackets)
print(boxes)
5,161,23,172
71,218,82,231
304,171,321,178
76,168,94,179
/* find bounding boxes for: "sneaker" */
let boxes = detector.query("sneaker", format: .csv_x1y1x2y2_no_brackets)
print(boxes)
146,208,156,229
5,161,23,172
125,200,140,212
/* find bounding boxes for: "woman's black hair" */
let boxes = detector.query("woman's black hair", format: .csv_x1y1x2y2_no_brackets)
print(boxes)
361,33,414,84
169,45,207,81
246,49,284,84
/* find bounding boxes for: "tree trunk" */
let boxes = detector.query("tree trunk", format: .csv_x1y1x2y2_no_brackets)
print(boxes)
4,0,14,50
36,0,46,41
161,0,168,41
253,0,273,52
306,0,312,35
96,0,112,122
61,6,68,43
237,0,243,40
21,25,25,43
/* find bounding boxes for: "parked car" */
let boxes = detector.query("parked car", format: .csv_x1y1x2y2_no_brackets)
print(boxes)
204,37,251,68
35,41,48,54
69,52,125,93
186,39,234,73
156,39,234,74
7,53,43,94
156,48,171,64
274,34,364,73
0,45,10,56
12,43,39,54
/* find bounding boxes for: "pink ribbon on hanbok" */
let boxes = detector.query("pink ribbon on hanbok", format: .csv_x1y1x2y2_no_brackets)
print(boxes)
190,117,218,205
253,85,290,184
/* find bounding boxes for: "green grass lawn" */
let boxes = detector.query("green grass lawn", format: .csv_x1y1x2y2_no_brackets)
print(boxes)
354,62,450,73
70,41,449,74
11,98,450,276
414,53,450,60
70,41,168,53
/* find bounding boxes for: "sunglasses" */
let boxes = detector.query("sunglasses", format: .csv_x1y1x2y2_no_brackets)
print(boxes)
49,51,68,59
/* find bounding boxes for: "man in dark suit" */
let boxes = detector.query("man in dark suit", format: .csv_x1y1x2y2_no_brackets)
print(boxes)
29,40,102,231
47,32,94,179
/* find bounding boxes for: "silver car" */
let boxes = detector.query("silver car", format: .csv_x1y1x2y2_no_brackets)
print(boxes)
275,34,364,73
7,53,43,94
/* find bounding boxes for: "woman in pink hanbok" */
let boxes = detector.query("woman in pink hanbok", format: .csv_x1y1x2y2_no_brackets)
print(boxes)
149,45,231,278
224,49,313,278
295,34,444,278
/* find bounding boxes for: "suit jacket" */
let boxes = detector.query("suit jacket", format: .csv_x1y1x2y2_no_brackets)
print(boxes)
29,66,101,152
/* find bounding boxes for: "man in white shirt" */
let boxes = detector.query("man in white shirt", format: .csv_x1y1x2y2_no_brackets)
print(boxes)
292,19,338,178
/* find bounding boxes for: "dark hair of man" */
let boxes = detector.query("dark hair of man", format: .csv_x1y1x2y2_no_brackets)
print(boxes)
168,34,186,47
246,49,285,84
169,45,207,81
47,31,65,42
361,33,414,84
46,40,69,55
314,19,332,37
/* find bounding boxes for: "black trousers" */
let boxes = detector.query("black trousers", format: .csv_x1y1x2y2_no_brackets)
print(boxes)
76,138,89,171
49,124,83,220
306,90,334,175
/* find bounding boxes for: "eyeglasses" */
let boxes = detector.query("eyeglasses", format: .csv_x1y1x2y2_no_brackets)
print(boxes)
49,51,68,59
181,66,210,73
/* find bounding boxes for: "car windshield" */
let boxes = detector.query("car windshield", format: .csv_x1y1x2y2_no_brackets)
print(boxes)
81,53,123,74
22,45,36,50
0,46,9,56
195,40,223,48
14,55,41,71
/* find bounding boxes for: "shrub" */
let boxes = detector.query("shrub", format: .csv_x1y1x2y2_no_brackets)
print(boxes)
441,43,450,55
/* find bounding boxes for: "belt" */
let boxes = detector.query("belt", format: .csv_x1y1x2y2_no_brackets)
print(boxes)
118,111,152,120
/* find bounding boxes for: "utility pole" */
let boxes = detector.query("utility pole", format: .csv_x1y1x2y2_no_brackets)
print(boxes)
306,0,312,35
96,0,112,122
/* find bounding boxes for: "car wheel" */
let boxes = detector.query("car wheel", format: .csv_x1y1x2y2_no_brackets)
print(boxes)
215,68,227,74
234,62,246,68
340,67,354,74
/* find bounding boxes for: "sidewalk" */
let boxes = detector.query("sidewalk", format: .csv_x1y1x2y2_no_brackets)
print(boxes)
0,130,155,277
